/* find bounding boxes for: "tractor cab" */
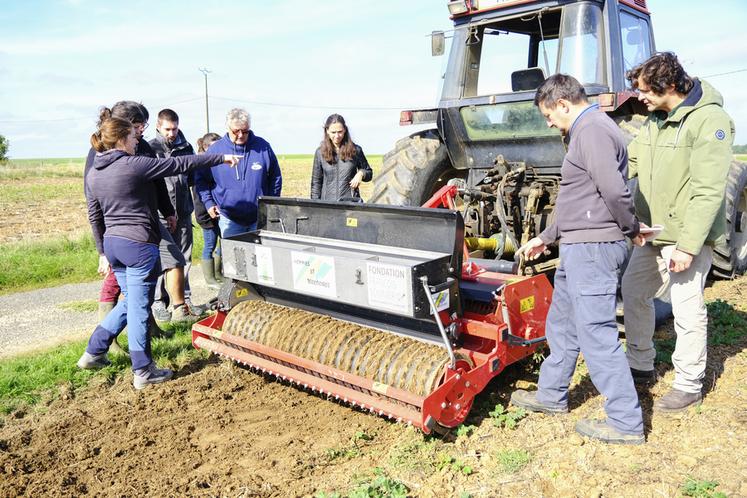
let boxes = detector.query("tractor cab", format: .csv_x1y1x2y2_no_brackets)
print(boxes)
429,0,655,173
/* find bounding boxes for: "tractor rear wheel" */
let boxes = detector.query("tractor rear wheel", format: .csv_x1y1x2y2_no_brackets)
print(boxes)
371,130,459,206
712,160,747,278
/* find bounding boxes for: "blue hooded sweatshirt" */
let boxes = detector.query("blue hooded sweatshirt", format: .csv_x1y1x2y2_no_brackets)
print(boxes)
195,131,282,227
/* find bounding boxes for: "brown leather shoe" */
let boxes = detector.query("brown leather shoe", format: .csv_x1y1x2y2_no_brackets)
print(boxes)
654,389,702,413
575,418,644,445
510,389,568,414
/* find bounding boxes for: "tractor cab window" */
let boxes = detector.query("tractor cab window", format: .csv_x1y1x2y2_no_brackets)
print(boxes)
557,2,606,86
459,8,562,98
620,10,652,74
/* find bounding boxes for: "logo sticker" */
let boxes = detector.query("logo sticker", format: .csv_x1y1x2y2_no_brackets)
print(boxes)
715,129,726,140
251,162,263,170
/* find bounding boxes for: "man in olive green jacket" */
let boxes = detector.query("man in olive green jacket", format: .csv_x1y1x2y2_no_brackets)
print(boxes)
622,52,734,412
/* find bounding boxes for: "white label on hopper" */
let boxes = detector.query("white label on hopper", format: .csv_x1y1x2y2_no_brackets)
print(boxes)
291,251,337,298
255,245,275,285
366,262,411,314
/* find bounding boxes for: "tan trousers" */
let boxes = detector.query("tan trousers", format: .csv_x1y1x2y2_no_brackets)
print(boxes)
621,244,712,393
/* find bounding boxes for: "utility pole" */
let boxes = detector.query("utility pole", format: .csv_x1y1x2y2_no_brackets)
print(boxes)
198,68,211,134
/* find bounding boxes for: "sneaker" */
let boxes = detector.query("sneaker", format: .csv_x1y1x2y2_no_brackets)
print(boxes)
510,389,569,414
152,301,171,323
185,298,207,316
133,363,174,390
654,388,702,413
170,303,202,323
631,367,657,386
77,351,111,370
575,418,644,445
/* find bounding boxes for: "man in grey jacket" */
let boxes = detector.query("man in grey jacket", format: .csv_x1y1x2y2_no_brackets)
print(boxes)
510,74,647,445
149,108,202,322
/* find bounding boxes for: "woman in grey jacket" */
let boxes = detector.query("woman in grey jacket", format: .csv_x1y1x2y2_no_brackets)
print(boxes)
310,114,373,201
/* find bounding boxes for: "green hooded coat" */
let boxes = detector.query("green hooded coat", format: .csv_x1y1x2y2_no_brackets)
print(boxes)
628,79,734,255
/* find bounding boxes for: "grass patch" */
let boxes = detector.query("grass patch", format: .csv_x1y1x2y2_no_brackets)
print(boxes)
0,233,99,295
435,452,474,475
680,477,727,498
57,299,98,313
316,468,409,498
494,448,532,473
0,158,84,180
0,321,207,415
388,433,441,473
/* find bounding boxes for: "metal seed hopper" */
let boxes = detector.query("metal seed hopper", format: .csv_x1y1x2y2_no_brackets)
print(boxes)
192,196,552,433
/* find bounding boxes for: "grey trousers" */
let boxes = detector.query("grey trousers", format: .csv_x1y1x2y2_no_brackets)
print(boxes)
621,244,712,393
537,241,643,435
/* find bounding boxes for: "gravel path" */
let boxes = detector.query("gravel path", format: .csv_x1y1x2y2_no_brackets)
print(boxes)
0,270,215,359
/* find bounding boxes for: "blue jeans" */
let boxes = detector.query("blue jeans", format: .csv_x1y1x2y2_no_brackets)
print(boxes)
536,241,643,435
218,215,255,238
202,224,222,259
87,236,160,370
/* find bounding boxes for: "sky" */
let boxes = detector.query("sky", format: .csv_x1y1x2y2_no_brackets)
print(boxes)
1,0,746,159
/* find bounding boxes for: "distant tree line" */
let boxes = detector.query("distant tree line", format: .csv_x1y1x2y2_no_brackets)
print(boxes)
734,144,747,154
0,134,7,162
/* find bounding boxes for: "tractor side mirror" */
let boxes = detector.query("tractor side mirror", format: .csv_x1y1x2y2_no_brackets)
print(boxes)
431,31,445,56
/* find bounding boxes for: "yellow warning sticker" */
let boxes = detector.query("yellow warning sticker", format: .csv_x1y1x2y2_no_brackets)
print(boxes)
372,382,389,395
235,288,248,298
520,295,535,313
346,217,358,227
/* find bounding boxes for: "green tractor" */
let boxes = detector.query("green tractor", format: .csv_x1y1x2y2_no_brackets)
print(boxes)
372,0,747,278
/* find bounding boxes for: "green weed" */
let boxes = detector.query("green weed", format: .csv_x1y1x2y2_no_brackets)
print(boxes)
495,448,532,473
707,299,747,346
326,446,361,460
488,404,527,429
436,452,474,475
348,468,409,498
680,477,727,498
57,299,98,313
353,430,374,442
456,424,477,437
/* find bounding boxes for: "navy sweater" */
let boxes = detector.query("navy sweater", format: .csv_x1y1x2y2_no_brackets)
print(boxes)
195,131,282,227
539,106,639,245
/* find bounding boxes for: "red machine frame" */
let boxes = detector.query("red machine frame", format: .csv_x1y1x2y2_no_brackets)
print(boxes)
192,185,552,433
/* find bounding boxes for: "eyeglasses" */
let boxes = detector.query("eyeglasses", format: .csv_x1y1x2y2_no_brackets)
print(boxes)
230,128,250,136
133,122,149,130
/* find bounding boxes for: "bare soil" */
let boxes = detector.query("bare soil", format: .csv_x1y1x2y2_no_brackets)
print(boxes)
0,178,89,244
0,278,745,497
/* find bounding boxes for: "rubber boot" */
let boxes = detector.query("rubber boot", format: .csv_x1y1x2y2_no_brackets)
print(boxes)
201,258,221,290
214,254,224,283
99,301,129,357
149,314,173,339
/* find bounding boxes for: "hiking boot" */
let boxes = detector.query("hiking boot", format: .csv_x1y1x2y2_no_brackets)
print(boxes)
152,301,171,323
185,298,207,316
77,351,111,370
510,389,568,414
133,363,174,390
654,389,702,413
575,418,644,445
170,303,202,323
631,367,657,386
201,258,222,290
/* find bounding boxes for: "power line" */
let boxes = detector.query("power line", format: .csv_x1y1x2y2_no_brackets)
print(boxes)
210,95,407,111
703,68,747,78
